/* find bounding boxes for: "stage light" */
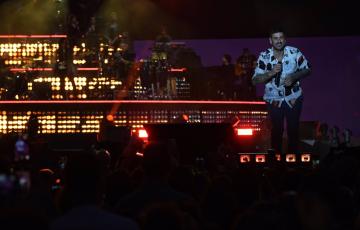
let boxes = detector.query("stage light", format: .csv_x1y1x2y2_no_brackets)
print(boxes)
275,154,281,161
106,114,114,122
240,154,251,163
301,154,311,162
138,129,148,138
286,154,296,163
255,154,266,163
237,128,253,136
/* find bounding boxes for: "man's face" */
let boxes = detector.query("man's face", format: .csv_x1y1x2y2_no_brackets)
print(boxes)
269,32,286,51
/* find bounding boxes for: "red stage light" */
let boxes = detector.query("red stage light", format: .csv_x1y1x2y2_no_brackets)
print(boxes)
170,68,187,72
182,114,189,121
0,100,265,105
0,35,67,38
77,67,100,71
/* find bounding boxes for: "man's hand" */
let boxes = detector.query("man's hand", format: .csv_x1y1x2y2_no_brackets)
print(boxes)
253,63,283,85
268,63,282,77
284,75,294,87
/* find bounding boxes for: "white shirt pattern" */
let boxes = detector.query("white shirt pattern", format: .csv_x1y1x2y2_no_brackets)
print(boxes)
253,46,310,107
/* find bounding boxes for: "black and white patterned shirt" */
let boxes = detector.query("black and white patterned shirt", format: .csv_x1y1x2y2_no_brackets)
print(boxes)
253,46,310,107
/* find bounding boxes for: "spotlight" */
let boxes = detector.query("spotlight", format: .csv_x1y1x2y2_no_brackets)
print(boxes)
138,129,148,138
255,154,266,163
285,154,296,163
236,128,253,136
301,153,311,162
275,154,281,161
106,114,114,122
240,154,251,163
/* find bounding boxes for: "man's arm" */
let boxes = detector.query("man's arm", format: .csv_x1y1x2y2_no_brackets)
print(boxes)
284,68,311,86
252,72,273,85
252,63,282,85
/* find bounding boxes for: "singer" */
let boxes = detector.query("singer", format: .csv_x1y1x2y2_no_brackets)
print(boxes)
252,27,311,155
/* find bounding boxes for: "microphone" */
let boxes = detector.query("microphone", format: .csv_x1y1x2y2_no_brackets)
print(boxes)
274,61,282,87
281,60,293,96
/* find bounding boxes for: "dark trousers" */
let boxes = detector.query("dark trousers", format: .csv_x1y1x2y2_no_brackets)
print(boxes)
267,96,303,154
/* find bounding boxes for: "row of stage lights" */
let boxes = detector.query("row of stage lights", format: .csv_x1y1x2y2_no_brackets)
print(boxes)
26,76,122,94
0,42,125,67
0,42,122,53
0,121,263,134
0,111,266,134
238,153,312,164
0,43,59,56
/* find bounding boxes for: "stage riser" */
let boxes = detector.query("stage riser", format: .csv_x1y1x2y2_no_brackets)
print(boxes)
0,100,267,134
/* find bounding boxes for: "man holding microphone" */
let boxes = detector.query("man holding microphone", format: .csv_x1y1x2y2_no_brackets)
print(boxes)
252,28,311,155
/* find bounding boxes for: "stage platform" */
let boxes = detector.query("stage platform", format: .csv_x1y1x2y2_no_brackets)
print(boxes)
0,100,267,134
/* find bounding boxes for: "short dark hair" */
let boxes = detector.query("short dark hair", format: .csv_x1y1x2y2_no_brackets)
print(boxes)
269,27,286,37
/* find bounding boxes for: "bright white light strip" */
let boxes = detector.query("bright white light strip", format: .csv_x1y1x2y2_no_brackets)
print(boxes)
237,128,253,136
138,129,148,138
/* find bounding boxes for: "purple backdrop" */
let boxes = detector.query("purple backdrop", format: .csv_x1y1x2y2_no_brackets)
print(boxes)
134,37,360,136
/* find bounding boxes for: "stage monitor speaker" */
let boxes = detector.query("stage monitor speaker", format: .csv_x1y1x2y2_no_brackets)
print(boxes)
98,125,131,143
143,123,234,165
47,133,97,151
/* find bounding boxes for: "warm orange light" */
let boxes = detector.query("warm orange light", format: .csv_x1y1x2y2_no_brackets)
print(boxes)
106,114,114,122
286,154,296,163
77,67,100,71
275,154,281,161
301,154,311,162
182,114,189,121
240,154,251,163
237,128,253,136
255,154,266,163
170,68,187,72
39,168,54,174
138,129,148,138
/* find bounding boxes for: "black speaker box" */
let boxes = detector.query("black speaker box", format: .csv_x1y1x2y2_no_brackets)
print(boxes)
144,123,234,165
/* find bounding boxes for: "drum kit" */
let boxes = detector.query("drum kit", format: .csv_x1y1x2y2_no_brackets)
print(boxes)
138,46,172,97
138,42,190,98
